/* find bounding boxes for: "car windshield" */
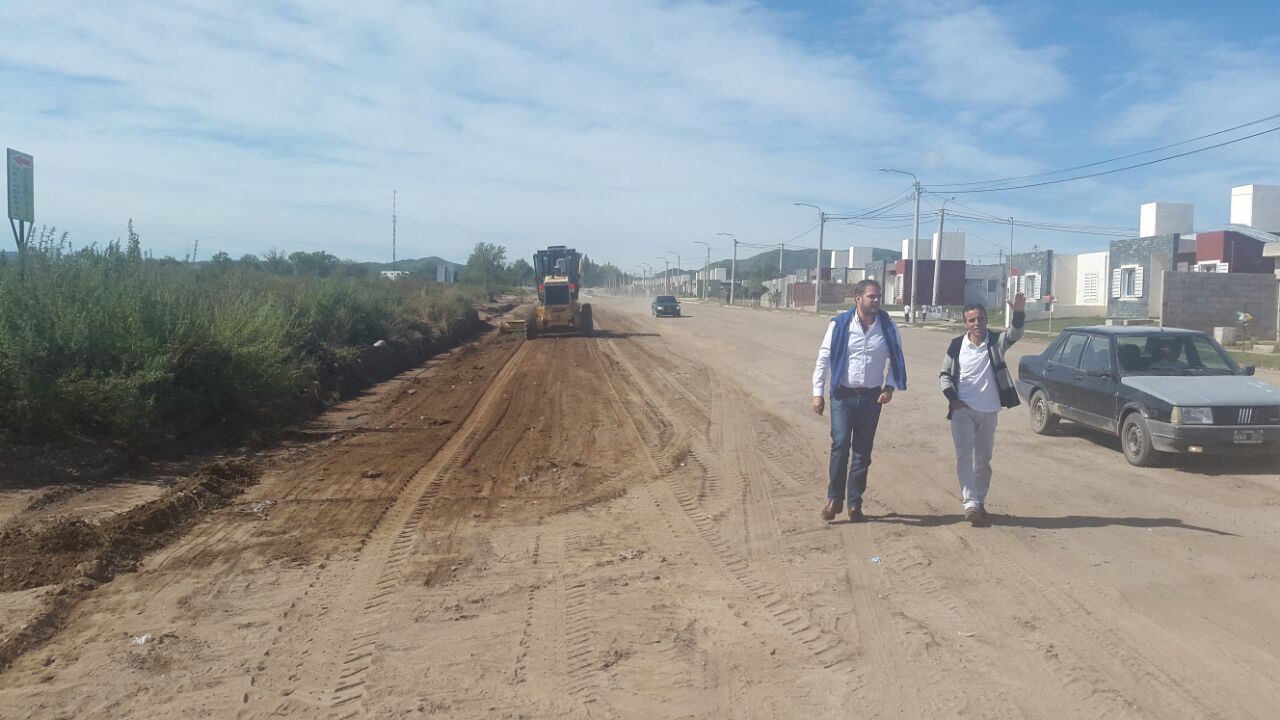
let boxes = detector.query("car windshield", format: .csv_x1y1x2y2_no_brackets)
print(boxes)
655,296,676,303
1115,334,1239,376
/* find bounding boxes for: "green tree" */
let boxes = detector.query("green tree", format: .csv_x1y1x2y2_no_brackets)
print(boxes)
289,250,339,277
263,247,291,274
126,219,142,262
464,242,507,293
508,258,533,286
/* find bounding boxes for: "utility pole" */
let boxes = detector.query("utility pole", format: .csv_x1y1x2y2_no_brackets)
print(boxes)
656,256,670,292
879,169,921,322
391,189,398,271
1009,217,1015,307
932,196,955,308
666,251,681,294
910,182,921,322
718,232,737,305
793,203,826,314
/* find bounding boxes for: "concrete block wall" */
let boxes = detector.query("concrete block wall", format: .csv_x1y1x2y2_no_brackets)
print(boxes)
1160,271,1278,340
1107,234,1179,319
1010,249,1052,299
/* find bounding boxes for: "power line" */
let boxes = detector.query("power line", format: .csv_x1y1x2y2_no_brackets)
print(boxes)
933,111,1280,191
940,123,1280,194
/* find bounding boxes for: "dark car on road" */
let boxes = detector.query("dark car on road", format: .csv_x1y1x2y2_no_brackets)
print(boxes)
651,295,681,317
1016,326,1280,466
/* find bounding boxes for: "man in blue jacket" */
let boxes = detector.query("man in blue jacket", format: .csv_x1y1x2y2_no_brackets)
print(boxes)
812,279,908,522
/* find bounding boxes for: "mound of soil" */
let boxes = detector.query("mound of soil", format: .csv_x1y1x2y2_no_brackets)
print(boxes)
0,460,255,593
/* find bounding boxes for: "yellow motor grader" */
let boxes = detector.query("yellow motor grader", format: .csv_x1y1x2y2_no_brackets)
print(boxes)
521,246,592,339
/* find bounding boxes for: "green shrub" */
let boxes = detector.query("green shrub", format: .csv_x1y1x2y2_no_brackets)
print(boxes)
0,248,476,445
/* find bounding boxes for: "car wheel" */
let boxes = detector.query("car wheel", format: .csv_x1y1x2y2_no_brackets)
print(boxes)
1121,413,1158,467
1029,390,1059,435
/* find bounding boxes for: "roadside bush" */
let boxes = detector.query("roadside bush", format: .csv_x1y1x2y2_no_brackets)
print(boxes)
0,248,478,446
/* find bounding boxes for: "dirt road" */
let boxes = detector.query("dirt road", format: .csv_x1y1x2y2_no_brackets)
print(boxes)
2,297,1279,719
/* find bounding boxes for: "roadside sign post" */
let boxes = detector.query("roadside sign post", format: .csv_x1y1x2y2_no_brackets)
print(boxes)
7,148,35,276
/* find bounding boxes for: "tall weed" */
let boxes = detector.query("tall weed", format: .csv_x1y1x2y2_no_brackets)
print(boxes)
0,249,475,445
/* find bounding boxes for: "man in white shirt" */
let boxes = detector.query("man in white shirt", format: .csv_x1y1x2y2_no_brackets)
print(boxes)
812,280,908,522
939,294,1026,526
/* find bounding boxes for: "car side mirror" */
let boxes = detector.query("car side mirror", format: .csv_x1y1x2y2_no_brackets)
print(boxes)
1242,365,1256,376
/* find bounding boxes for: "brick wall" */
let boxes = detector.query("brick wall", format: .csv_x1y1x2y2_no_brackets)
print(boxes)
1160,272,1278,340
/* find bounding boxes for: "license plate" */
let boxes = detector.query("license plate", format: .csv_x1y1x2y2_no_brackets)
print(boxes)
1233,429,1263,444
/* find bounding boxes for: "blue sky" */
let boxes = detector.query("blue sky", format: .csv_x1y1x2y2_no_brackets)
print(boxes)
3,0,1279,269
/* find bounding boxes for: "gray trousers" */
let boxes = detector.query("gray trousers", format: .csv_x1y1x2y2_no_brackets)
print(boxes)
950,407,999,509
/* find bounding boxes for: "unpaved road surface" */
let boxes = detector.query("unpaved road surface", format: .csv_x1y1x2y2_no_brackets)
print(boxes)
2,297,1279,719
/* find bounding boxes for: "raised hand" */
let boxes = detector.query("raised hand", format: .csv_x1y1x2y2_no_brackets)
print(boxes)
1008,292,1026,313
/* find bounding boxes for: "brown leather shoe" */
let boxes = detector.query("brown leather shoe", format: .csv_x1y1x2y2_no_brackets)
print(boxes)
965,507,991,527
821,500,843,521
848,504,866,523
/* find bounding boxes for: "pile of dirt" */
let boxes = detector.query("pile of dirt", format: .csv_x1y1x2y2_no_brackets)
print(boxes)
0,460,256,593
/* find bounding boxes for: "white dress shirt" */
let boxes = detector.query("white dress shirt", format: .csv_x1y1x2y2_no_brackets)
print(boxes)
957,335,1002,413
812,313,890,396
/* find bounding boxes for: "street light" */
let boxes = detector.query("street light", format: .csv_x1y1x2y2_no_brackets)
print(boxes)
655,256,670,293
717,232,738,305
794,203,826,314
666,251,681,295
879,168,922,323
692,240,711,300
642,262,653,295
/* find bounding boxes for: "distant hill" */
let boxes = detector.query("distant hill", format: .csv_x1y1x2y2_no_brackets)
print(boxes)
358,256,463,274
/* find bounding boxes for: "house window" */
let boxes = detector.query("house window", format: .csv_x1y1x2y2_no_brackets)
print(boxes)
1082,273,1098,304
1196,261,1229,273
1111,265,1144,299
1023,272,1042,300
987,279,999,292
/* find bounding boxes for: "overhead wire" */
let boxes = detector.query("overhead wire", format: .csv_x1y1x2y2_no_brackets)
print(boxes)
932,111,1280,191
937,123,1280,194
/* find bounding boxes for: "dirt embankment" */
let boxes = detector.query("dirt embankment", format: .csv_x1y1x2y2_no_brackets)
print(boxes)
0,298,525,671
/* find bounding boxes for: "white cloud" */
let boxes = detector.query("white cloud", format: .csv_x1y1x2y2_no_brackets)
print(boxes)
896,5,1069,107
2,0,1273,270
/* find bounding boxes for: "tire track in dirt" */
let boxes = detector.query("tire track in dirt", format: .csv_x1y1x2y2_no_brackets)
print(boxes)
226,341,532,720
319,342,535,717
975,523,1231,719
595,335,852,670
875,454,1225,719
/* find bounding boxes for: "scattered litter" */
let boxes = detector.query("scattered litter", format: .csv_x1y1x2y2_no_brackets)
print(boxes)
132,634,153,646
959,632,976,638
407,388,417,395
373,340,387,348
618,549,646,561
869,556,881,563
240,500,277,516
362,470,384,479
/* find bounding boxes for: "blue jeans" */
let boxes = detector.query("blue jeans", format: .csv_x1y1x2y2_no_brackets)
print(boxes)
827,390,883,506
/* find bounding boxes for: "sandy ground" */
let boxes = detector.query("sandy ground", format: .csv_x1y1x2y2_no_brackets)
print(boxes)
2,296,1279,719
